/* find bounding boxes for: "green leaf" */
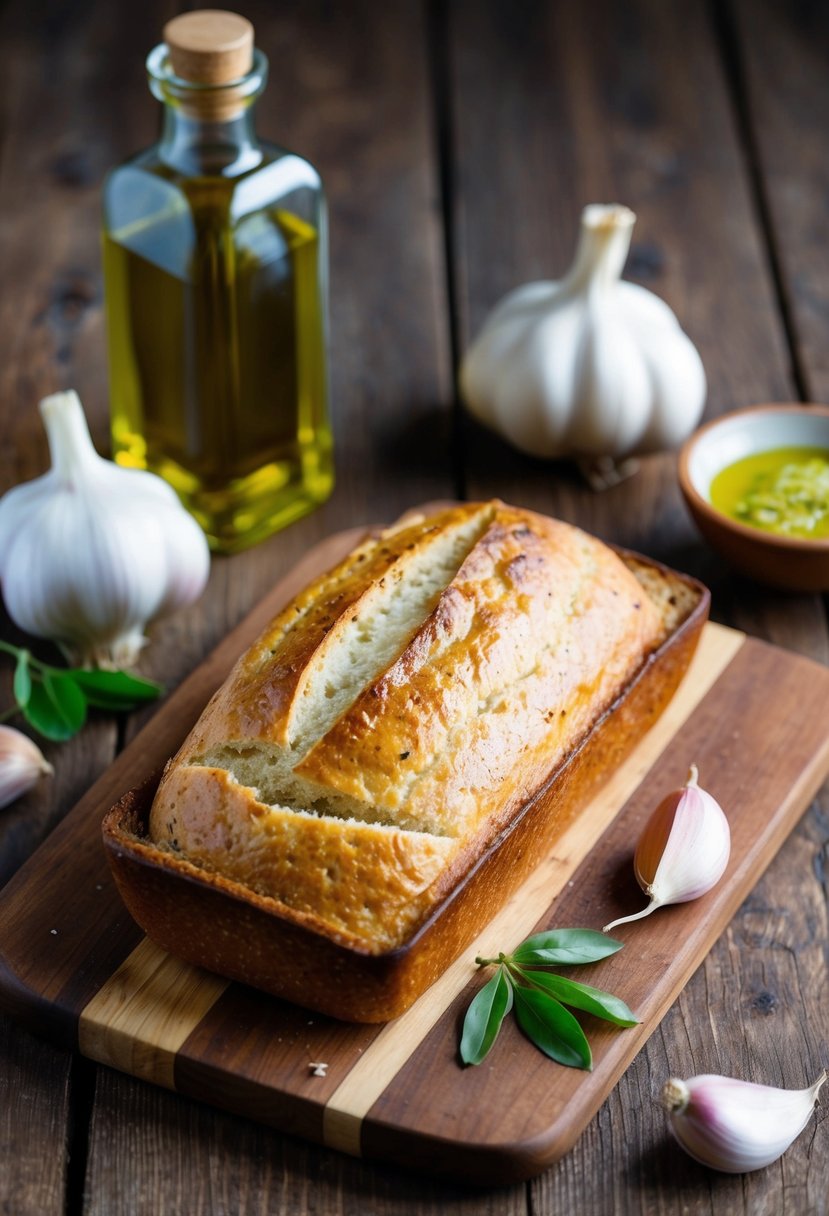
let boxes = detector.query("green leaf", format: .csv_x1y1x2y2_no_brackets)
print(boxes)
13,650,31,708
515,968,638,1027
65,668,163,710
460,967,514,1066
43,672,87,735
511,929,624,967
512,986,592,1070
23,679,85,741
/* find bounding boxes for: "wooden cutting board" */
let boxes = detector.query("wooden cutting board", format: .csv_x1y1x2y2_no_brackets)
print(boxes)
1,525,829,1185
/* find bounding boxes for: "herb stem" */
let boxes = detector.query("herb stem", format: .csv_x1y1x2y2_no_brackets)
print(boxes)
0,640,54,675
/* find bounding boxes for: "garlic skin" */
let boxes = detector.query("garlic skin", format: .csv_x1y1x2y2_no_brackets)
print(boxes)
0,725,53,810
661,1071,827,1173
0,391,210,668
459,204,706,468
603,765,730,932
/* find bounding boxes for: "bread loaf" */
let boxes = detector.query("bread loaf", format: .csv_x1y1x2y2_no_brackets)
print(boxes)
149,501,668,953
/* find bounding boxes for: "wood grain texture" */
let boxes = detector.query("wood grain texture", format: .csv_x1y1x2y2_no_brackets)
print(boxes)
731,0,829,404
0,1017,70,1216
85,1066,528,1216
78,941,228,1087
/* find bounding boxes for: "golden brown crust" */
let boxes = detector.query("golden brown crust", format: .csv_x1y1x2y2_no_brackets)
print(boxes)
149,501,665,953
181,503,490,754
153,766,455,950
297,507,661,837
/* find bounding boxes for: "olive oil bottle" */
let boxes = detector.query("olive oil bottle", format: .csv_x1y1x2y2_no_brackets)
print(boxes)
102,11,333,552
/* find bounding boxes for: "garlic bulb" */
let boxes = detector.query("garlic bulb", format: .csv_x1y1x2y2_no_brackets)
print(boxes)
603,765,730,932
661,1070,827,1173
459,204,706,479
0,725,53,809
0,391,210,668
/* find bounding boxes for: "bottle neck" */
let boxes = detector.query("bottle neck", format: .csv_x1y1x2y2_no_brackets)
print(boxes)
146,41,269,177
158,103,262,176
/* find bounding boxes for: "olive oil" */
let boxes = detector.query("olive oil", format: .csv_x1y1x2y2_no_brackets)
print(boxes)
102,12,333,552
710,446,829,539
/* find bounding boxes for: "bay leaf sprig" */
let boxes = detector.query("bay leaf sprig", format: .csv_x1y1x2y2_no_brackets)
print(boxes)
460,928,637,1070
0,640,163,741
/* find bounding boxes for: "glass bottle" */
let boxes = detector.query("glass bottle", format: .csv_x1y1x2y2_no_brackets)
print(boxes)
102,11,334,553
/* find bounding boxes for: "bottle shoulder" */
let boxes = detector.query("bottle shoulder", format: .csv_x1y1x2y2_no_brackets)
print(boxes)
106,140,321,187
104,142,323,227
257,139,322,186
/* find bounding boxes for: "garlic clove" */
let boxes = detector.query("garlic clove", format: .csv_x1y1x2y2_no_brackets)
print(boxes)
0,391,210,669
661,1070,827,1173
603,765,730,932
0,725,53,810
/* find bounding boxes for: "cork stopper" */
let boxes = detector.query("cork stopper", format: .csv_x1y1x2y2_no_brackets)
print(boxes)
163,10,254,118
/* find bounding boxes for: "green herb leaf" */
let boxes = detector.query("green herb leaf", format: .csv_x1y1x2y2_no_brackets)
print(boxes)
22,680,84,741
43,672,87,734
2,639,165,741
13,650,31,708
515,968,638,1027
65,668,163,710
460,967,514,1066
512,928,623,967
512,986,592,1070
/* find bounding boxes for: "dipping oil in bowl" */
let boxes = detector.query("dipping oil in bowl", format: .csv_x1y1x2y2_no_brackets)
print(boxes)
710,447,829,539
102,11,333,553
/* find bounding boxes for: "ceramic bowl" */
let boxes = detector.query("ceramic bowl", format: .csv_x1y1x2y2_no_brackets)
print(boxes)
678,404,829,591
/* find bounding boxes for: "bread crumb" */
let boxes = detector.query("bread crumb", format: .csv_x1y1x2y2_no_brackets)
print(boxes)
309,1061,329,1077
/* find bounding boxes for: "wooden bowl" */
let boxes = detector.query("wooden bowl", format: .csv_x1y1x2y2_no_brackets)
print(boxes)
678,404,829,592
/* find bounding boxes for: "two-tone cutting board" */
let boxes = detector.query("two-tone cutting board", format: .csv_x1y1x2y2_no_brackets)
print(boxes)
1,525,829,1184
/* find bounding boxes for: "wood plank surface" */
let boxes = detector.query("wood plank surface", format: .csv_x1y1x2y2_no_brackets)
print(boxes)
0,1018,71,1215
0,0,827,1212
731,0,829,404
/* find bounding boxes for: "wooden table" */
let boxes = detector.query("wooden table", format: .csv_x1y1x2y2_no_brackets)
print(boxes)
1,1,827,1212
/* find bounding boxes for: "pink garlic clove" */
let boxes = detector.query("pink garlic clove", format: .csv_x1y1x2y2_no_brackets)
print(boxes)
603,765,730,932
0,724,53,810
661,1070,827,1173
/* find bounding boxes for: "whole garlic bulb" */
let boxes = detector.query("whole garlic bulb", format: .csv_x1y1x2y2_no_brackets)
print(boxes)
0,391,210,668
460,204,706,470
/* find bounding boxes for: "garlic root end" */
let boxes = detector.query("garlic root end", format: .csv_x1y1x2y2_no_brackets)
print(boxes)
579,455,640,492
602,899,661,932
660,1077,690,1114
61,628,148,671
